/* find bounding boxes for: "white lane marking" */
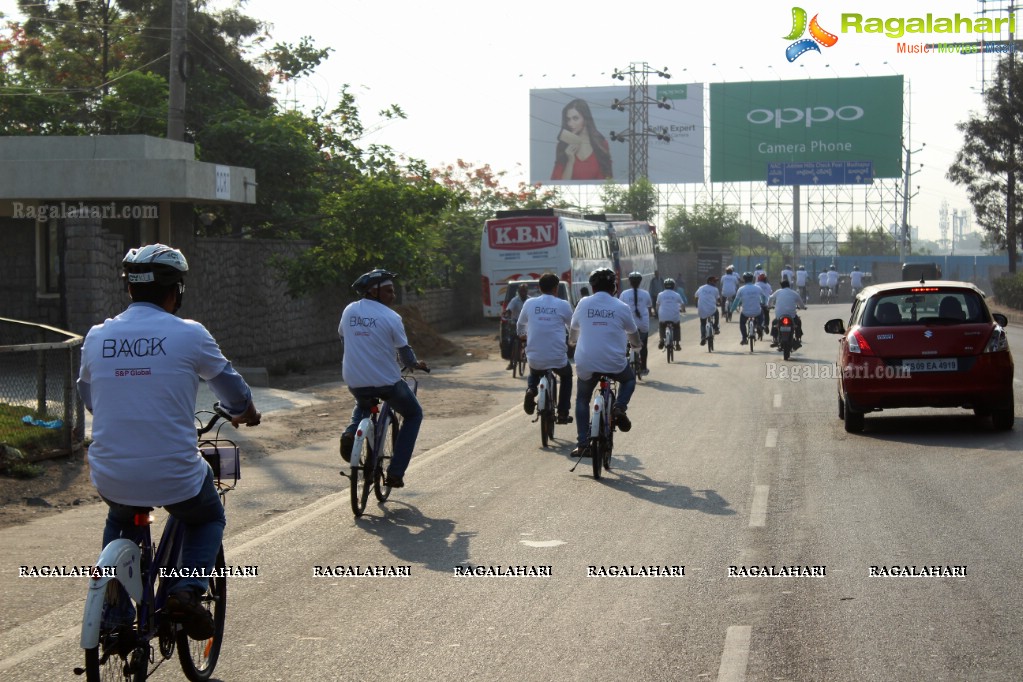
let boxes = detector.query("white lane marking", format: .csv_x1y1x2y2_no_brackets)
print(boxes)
749,485,769,527
773,393,782,409
717,625,752,681
765,428,778,448
520,540,566,548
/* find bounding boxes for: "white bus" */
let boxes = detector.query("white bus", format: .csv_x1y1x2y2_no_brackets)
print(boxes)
480,210,657,318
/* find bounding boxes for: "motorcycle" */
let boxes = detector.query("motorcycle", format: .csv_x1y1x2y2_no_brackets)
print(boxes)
776,314,800,360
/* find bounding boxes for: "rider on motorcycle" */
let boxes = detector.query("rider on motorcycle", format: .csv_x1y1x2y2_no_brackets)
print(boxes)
768,279,806,348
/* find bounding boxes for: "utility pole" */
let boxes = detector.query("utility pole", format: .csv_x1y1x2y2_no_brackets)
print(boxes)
167,0,187,141
608,63,672,183
899,80,923,262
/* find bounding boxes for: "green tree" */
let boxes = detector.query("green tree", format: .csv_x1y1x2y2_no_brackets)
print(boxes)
948,55,1023,271
600,177,657,221
839,226,897,256
660,202,740,252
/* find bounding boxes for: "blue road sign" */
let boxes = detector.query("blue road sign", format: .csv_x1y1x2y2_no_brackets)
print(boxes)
768,161,874,186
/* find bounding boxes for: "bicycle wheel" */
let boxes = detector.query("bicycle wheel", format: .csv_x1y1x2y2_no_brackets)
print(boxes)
374,414,398,502
349,438,373,517
707,324,714,353
748,323,755,353
510,339,520,377
176,546,226,682
540,408,553,448
665,330,674,363
590,435,603,479
84,582,148,682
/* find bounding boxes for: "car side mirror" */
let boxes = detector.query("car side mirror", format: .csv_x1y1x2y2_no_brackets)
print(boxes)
824,319,846,335
993,313,1008,327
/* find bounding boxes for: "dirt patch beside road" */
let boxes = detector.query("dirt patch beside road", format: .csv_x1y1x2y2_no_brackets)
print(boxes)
0,318,500,530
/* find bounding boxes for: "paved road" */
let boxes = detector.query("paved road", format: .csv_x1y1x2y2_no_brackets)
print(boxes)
2,306,1021,680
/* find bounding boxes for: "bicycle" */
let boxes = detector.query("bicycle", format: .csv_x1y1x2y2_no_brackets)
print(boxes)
534,368,557,448
629,345,643,381
345,371,422,518
704,316,715,353
77,403,243,682
721,295,734,323
664,324,675,363
510,336,527,378
746,315,757,353
569,375,616,480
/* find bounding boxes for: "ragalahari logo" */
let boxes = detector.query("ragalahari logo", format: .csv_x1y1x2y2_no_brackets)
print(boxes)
784,7,839,62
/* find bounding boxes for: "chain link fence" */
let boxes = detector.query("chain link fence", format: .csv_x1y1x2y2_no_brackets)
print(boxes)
0,318,84,462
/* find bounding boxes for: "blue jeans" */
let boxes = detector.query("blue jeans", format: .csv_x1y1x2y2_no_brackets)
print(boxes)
575,366,637,447
101,465,225,595
527,362,574,417
344,379,423,478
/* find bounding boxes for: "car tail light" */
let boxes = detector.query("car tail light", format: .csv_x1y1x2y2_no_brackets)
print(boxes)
847,329,876,356
983,326,1009,353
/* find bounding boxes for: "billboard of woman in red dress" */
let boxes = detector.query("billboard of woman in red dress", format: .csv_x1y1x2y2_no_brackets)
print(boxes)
551,99,613,181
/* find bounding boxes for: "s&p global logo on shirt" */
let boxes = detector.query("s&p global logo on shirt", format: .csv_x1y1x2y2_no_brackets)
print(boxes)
783,7,839,62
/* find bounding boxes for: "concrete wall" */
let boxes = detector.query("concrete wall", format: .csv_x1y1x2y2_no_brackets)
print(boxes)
2,225,484,371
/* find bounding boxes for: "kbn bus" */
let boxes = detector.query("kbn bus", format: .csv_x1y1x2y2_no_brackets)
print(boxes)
480,209,657,318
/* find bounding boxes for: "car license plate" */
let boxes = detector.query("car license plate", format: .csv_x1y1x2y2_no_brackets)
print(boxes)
903,358,958,372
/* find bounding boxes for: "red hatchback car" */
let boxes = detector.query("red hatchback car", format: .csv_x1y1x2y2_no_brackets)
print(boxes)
824,280,1014,432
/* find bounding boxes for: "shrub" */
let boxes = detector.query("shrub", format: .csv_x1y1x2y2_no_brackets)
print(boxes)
993,273,1023,310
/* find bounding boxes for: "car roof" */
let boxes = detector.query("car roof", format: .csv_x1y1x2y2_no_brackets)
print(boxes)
856,280,986,300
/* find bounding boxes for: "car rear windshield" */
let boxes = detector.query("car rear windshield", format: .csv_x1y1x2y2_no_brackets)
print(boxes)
866,289,988,326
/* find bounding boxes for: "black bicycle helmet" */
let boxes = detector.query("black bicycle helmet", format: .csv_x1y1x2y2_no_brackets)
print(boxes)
352,268,398,296
628,271,642,286
122,243,188,287
663,278,676,289
588,267,617,294
742,272,754,283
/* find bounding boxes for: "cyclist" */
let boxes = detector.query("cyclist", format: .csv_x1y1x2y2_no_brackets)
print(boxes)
850,265,864,300
619,271,652,376
339,269,429,489
720,265,741,319
504,283,529,370
655,278,685,351
694,276,721,346
795,265,809,304
570,268,641,458
826,264,839,300
756,273,773,333
780,264,794,286
730,272,768,345
753,262,766,282
77,244,261,640
818,268,829,302
518,273,574,424
768,279,806,348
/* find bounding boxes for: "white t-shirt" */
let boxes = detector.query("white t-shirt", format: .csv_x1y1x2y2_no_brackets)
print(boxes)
795,270,809,287
818,271,829,287
850,271,864,288
339,298,408,388
517,293,573,370
826,270,839,288
656,289,685,322
619,287,652,333
769,287,805,318
753,268,766,282
694,284,719,319
756,281,772,299
720,273,741,297
780,268,794,284
571,291,638,381
79,303,232,506
733,283,766,315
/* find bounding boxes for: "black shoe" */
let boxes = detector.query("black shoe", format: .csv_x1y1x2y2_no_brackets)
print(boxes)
770,342,778,348
675,344,681,351
612,407,632,432
714,327,720,334
523,387,537,415
384,474,405,488
556,414,574,424
700,337,706,346
640,368,650,376
657,341,665,350
340,433,355,462
571,445,590,458
740,338,747,345
165,589,215,641
506,363,514,370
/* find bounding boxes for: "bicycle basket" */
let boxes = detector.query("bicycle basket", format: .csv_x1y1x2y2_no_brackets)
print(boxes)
199,438,240,487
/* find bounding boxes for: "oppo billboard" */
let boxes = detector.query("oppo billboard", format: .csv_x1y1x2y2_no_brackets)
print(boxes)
709,76,903,182
530,85,705,185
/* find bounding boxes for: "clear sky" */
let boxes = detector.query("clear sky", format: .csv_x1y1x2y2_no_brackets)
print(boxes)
27,0,1013,245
